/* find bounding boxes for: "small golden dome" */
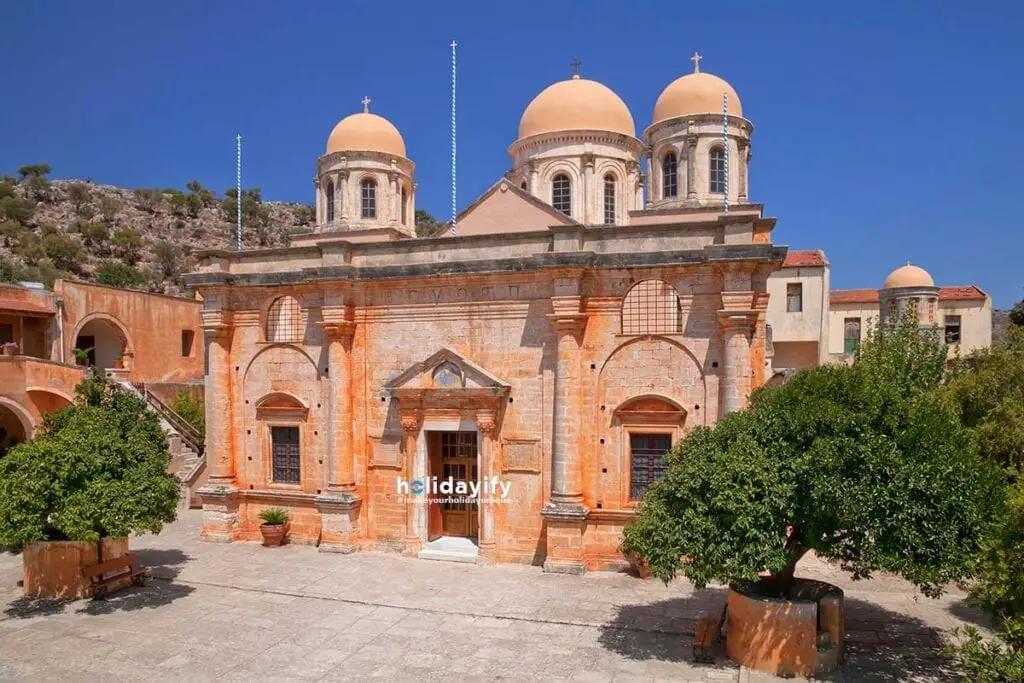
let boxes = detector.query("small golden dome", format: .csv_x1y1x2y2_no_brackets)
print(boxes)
326,112,406,157
883,263,935,289
652,72,742,125
518,77,635,140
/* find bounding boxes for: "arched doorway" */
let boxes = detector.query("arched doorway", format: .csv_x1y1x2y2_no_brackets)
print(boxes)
0,400,31,458
74,316,130,372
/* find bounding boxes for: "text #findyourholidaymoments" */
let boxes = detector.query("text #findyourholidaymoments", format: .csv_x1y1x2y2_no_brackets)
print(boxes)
397,476,511,499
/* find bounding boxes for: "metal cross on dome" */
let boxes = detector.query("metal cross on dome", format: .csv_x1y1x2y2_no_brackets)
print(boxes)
361,95,371,113
690,52,702,73
570,57,582,77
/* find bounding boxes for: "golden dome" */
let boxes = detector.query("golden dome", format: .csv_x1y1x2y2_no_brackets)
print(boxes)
652,72,742,125
518,76,635,139
883,263,935,289
326,112,406,157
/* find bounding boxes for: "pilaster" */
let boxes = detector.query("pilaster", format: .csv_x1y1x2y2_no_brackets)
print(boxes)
685,134,699,201
198,307,239,542
476,408,498,565
717,305,758,415
400,409,422,555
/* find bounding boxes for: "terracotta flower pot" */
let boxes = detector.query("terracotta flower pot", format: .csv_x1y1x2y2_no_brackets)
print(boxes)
626,552,653,579
260,522,288,547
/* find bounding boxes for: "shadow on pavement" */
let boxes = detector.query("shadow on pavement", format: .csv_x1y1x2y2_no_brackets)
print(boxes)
598,589,963,681
2,548,194,620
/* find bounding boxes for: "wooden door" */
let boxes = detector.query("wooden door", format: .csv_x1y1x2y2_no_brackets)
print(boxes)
440,432,479,538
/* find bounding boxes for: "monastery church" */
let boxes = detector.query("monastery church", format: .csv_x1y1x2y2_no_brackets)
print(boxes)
183,57,935,572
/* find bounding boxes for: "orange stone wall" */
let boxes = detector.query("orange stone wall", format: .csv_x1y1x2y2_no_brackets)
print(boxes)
22,537,130,599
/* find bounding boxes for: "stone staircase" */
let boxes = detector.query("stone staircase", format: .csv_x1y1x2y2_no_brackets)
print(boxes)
109,376,207,508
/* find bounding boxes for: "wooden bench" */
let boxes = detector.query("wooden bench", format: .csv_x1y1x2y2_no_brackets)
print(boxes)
81,554,151,599
694,613,723,663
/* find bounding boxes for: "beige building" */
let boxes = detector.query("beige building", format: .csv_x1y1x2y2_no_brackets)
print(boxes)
766,258,992,379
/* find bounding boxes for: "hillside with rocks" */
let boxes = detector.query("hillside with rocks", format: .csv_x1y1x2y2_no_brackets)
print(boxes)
0,164,315,295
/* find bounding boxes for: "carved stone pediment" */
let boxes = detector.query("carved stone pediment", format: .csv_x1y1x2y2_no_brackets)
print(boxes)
382,348,511,416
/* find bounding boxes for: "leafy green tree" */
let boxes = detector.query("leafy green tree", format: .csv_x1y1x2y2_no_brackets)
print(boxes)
415,209,446,237
99,196,121,221
185,179,215,210
622,319,1002,597
42,233,82,271
67,182,91,216
293,204,315,226
171,389,205,436
0,195,35,223
95,261,144,288
0,374,179,547
152,239,181,277
168,192,189,216
1011,300,1024,329
17,260,69,290
16,164,51,180
222,188,271,245
0,256,20,283
112,227,142,265
14,231,45,265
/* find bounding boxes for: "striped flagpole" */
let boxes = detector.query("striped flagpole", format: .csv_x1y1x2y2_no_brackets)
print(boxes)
722,92,729,215
450,40,457,235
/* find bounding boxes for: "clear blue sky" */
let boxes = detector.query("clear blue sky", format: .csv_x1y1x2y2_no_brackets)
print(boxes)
2,1,1021,306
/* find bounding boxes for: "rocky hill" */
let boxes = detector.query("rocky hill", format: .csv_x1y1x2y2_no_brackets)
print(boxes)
0,165,314,295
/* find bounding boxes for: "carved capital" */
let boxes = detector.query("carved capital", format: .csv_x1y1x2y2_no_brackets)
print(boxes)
313,177,321,189
547,313,587,336
717,310,759,332
685,135,699,149
201,310,233,340
476,409,498,436
400,411,421,433
321,321,356,341
581,153,596,169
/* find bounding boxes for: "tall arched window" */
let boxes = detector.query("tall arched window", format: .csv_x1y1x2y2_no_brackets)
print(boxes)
710,147,726,194
520,181,527,191
662,153,678,199
401,188,408,226
265,296,303,343
603,174,616,225
361,178,377,219
325,180,335,223
552,174,571,217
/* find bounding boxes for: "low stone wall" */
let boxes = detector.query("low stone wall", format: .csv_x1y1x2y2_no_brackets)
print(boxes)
22,537,130,599
724,578,843,677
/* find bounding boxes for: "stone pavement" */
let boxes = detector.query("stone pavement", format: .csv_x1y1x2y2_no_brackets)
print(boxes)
0,510,988,681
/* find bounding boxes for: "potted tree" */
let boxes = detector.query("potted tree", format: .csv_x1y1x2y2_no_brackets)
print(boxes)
72,346,93,366
113,355,124,369
1,342,18,356
0,374,180,599
258,508,289,546
622,319,1002,677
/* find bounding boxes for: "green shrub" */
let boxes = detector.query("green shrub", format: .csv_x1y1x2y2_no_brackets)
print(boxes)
0,196,35,223
42,233,82,271
0,374,179,546
95,261,144,288
258,508,289,525
170,389,204,435
67,182,91,215
945,626,1024,682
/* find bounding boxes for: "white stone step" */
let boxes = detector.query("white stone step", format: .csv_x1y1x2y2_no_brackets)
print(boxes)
418,536,479,564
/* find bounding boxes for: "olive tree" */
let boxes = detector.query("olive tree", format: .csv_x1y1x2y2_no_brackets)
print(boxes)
622,320,1002,597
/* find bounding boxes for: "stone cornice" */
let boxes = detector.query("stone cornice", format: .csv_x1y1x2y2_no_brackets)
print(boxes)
643,112,754,141
508,129,645,157
316,150,414,174
183,244,786,289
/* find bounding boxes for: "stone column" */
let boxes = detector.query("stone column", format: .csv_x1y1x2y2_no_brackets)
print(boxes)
401,410,422,555
626,161,638,216
541,303,588,574
315,311,361,553
737,140,749,203
197,308,239,542
582,153,595,224
477,408,498,564
685,135,699,201
388,172,399,226
644,152,654,208
718,309,758,415
313,177,322,225
528,161,539,196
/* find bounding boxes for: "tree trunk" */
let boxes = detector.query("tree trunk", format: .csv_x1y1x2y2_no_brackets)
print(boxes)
763,527,807,597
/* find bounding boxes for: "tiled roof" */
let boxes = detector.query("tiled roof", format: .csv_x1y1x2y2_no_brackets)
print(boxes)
781,250,826,268
0,299,56,316
830,286,988,305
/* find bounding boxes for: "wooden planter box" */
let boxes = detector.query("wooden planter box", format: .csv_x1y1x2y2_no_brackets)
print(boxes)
22,538,130,599
724,578,844,677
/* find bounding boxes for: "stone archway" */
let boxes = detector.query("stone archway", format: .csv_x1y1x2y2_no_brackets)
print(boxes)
72,314,131,373
0,398,32,458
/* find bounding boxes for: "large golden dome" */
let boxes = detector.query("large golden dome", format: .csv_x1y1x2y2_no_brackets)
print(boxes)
326,112,406,157
518,76,635,139
883,263,935,289
652,72,742,125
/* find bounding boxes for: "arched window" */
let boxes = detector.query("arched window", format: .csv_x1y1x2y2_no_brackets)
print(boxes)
265,296,303,343
325,180,335,223
361,178,377,219
621,280,682,334
662,153,678,199
401,188,408,226
520,181,527,191
603,174,616,225
710,147,726,194
551,174,571,217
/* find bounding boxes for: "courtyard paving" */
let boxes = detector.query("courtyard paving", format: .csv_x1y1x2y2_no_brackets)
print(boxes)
0,510,988,681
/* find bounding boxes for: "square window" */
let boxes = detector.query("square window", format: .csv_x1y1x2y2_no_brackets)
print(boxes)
630,433,671,500
786,283,803,313
945,315,962,344
181,330,195,357
271,426,300,484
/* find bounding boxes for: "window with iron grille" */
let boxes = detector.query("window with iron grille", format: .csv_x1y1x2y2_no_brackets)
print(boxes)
271,426,300,484
603,174,616,225
662,152,678,198
843,317,861,354
786,283,803,313
552,174,571,216
265,296,303,343
710,147,726,194
326,180,335,222
621,280,682,334
630,433,671,500
361,178,377,219
945,315,962,344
